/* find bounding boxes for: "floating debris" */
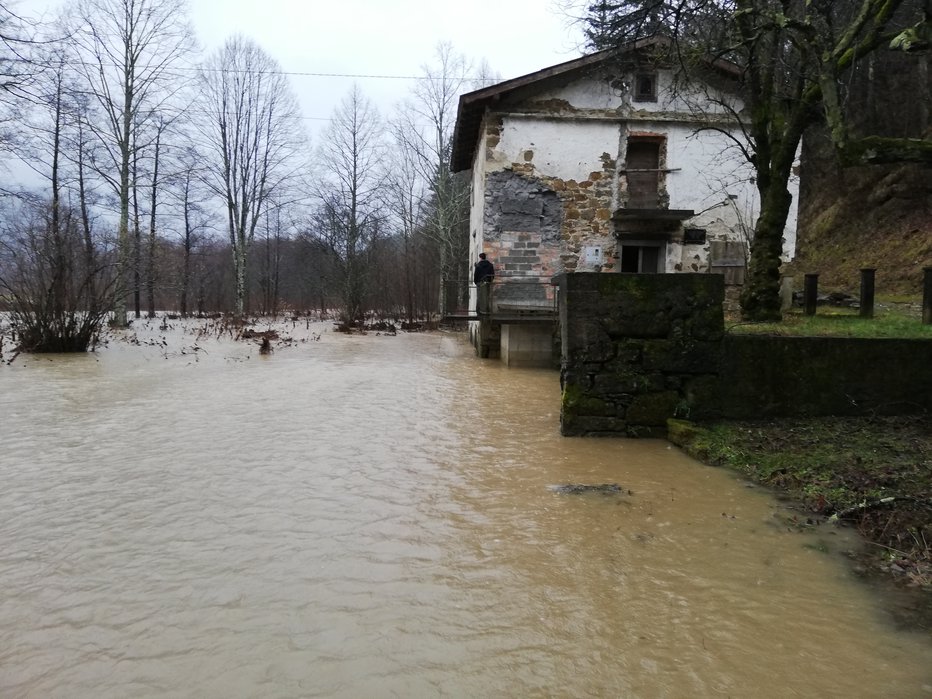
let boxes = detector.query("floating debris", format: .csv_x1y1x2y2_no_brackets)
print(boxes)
549,483,627,495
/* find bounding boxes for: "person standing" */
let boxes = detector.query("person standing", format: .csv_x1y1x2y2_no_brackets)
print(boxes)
473,252,494,284
473,252,495,315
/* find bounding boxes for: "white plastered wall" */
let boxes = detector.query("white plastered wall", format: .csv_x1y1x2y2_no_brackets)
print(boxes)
469,68,799,279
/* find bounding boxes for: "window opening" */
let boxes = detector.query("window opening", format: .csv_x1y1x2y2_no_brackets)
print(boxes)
634,72,657,102
625,139,662,208
620,242,664,273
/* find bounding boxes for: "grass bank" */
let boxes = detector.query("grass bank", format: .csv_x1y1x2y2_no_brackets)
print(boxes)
727,303,931,339
669,416,931,593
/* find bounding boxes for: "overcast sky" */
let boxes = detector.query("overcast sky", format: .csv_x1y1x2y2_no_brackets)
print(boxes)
21,0,586,161
185,0,584,137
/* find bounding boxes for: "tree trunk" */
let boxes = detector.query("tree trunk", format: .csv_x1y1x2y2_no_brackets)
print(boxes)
740,182,794,321
77,127,96,311
232,244,247,317
132,142,141,319
180,179,192,317
147,128,161,318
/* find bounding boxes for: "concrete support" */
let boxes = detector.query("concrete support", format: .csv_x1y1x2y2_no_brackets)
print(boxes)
501,324,553,367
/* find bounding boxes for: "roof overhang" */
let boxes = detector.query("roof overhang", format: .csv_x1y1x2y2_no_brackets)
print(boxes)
451,48,616,173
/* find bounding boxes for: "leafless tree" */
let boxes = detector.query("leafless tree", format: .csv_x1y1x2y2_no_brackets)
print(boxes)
197,35,304,317
383,127,427,323
0,2,45,159
71,0,195,326
391,43,473,316
313,85,385,324
165,142,210,316
0,45,115,352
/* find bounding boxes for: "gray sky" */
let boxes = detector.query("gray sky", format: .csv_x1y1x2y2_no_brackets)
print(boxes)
22,0,585,158
187,0,584,136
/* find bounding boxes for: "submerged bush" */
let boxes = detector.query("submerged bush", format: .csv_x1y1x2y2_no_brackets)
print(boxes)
0,201,115,353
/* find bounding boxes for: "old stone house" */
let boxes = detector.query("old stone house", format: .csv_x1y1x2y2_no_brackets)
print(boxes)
451,40,799,363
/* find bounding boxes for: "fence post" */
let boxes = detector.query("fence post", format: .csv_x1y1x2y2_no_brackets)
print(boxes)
779,275,795,311
859,268,875,319
923,267,932,325
804,274,819,316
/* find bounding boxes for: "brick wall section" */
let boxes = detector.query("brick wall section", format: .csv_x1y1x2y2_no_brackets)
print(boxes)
506,155,618,273
482,115,618,275
557,273,725,437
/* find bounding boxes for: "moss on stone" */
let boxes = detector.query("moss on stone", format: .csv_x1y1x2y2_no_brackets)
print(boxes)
626,390,681,426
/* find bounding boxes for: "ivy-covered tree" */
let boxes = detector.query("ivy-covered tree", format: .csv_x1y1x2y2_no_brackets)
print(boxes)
583,0,930,320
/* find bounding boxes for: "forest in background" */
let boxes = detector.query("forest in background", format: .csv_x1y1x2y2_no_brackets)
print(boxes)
0,0,483,348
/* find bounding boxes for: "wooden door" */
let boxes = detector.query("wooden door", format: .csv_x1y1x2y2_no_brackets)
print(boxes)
626,140,660,208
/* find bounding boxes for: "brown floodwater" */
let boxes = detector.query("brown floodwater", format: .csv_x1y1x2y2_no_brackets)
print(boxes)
0,318,930,698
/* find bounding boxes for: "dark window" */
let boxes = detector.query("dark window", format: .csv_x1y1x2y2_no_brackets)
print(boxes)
684,228,707,244
634,72,657,102
626,139,662,208
620,243,663,273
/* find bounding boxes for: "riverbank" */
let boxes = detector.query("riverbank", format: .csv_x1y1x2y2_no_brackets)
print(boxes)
669,415,931,626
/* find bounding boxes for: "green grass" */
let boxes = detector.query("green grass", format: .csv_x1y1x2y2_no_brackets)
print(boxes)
728,305,932,339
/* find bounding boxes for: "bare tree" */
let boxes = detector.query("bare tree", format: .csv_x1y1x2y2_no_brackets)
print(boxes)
0,46,115,352
197,35,304,317
391,43,473,316
167,142,210,316
144,115,167,317
72,0,195,326
313,85,385,324
0,2,44,159
383,128,427,323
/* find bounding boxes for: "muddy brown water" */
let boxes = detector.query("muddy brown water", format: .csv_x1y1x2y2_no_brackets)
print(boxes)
1,319,930,697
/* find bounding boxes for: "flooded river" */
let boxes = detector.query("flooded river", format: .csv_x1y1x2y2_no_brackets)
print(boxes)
1,318,930,697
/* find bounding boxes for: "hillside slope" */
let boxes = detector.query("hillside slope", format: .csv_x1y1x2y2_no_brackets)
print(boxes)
791,148,932,296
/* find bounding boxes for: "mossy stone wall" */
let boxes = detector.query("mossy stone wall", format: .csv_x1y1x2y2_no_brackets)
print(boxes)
721,336,932,417
557,273,725,436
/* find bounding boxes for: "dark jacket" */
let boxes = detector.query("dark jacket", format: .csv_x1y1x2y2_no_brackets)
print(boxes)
473,259,494,284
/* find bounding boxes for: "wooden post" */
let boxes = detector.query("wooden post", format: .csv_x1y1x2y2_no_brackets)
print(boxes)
804,274,819,316
923,267,932,325
859,268,876,319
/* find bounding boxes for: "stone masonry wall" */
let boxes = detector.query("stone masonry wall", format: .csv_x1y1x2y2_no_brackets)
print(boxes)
557,273,932,436
557,273,725,437
721,336,932,417
483,119,618,275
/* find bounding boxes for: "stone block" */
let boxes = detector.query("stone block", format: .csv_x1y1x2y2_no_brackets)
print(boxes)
641,338,721,374
562,415,627,436
626,391,681,426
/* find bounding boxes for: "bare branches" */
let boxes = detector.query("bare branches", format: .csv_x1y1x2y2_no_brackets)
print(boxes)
311,85,385,323
197,35,305,317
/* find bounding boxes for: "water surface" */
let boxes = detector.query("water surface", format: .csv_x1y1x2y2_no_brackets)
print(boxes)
1,319,930,697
